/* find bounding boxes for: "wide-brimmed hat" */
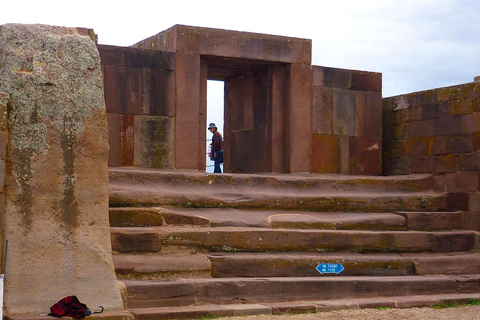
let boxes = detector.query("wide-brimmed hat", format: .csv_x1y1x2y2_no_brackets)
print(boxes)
208,123,217,129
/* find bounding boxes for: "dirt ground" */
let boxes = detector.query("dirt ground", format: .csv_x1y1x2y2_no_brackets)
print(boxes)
213,305,480,320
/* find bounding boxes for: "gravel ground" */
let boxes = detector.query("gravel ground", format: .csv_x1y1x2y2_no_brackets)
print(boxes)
213,305,480,320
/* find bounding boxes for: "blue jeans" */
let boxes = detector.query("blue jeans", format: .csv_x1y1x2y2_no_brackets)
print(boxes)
214,150,223,173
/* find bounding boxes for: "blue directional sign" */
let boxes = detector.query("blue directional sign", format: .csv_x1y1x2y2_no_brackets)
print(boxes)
316,262,344,274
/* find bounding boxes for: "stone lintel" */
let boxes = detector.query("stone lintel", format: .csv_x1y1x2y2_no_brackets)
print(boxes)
134,24,312,65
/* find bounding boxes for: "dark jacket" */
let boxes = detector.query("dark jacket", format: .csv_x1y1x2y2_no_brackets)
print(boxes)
211,130,224,152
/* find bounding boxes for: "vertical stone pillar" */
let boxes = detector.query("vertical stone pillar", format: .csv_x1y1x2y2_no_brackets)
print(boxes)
286,64,312,173
0,24,124,314
199,59,208,171
175,53,201,169
268,66,287,173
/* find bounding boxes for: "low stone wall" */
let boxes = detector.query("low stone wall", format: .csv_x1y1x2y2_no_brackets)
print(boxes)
98,45,176,169
383,81,480,225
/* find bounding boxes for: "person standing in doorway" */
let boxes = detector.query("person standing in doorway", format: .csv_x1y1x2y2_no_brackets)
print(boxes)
208,123,224,173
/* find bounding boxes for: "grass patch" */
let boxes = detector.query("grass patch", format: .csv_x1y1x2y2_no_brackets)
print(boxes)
184,202,213,208
431,299,480,309
194,315,219,320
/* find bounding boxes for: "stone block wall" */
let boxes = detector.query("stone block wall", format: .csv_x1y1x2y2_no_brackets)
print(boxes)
383,81,480,226
102,25,383,175
98,45,177,168
311,66,382,175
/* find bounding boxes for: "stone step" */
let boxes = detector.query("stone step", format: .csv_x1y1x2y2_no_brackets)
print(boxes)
127,293,480,319
110,227,477,254
109,168,442,194
206,252,480,278
109,168,447,212
113,252,480,280
110,207,409,230
397,211,465,231
8,293,480,320
113,254,212,280
122,275,480,308
5,310,135,320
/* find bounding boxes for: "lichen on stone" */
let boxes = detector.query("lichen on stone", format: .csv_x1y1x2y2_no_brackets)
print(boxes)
0,24,106,229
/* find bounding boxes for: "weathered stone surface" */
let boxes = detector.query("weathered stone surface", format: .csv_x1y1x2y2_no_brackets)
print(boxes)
107,113,121,167
312,66,351,89
448,99,473,116
268,212,405,231
333,89,357,136
446,192,470,211
432,136,447,155
133,115,175,168
0,24,123,314
348,137,382,175
174,53,201,170
434,116,462,136
286,64,312,173
97,44,125,66
121,114,134,166
435,154,460,173
0,130,7,160
460,151,480,171
125,276,457,306
351,70,382,92
111,228,162,252
133,25,312,65
407,120,435,139
124,279,197,308
357,91,382,138
109,207,164,227
312,87,333,135
207,252,413,278
113,254,211,280
411,156,435,173
103,65,143,114
397,211,463,231
109,168,447,212
142,68,176,117
436,232,476,252
408,138,430,157
311,135,340,173
462,113,480,134
447,135,473,153
269,65,287,173
405,253,480,275
154,227,464,253
130,306,232,320
264,301,316,315
445,172,480,192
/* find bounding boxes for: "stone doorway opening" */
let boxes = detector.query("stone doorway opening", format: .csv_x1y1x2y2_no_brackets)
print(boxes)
206,80,224,173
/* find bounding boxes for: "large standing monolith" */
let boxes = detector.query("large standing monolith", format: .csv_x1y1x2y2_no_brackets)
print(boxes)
0,24,124,315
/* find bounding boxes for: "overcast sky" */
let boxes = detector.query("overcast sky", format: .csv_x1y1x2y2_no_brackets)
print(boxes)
2,0,479,96
1,0,479,133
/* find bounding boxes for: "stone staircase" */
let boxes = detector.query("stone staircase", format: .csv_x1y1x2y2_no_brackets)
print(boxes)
109,168,480,320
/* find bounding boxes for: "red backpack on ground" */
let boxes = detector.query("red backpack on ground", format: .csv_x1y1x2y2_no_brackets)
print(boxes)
49,296,103,319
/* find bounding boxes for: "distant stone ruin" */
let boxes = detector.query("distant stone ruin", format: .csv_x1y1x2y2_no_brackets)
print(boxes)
100,25,382,175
